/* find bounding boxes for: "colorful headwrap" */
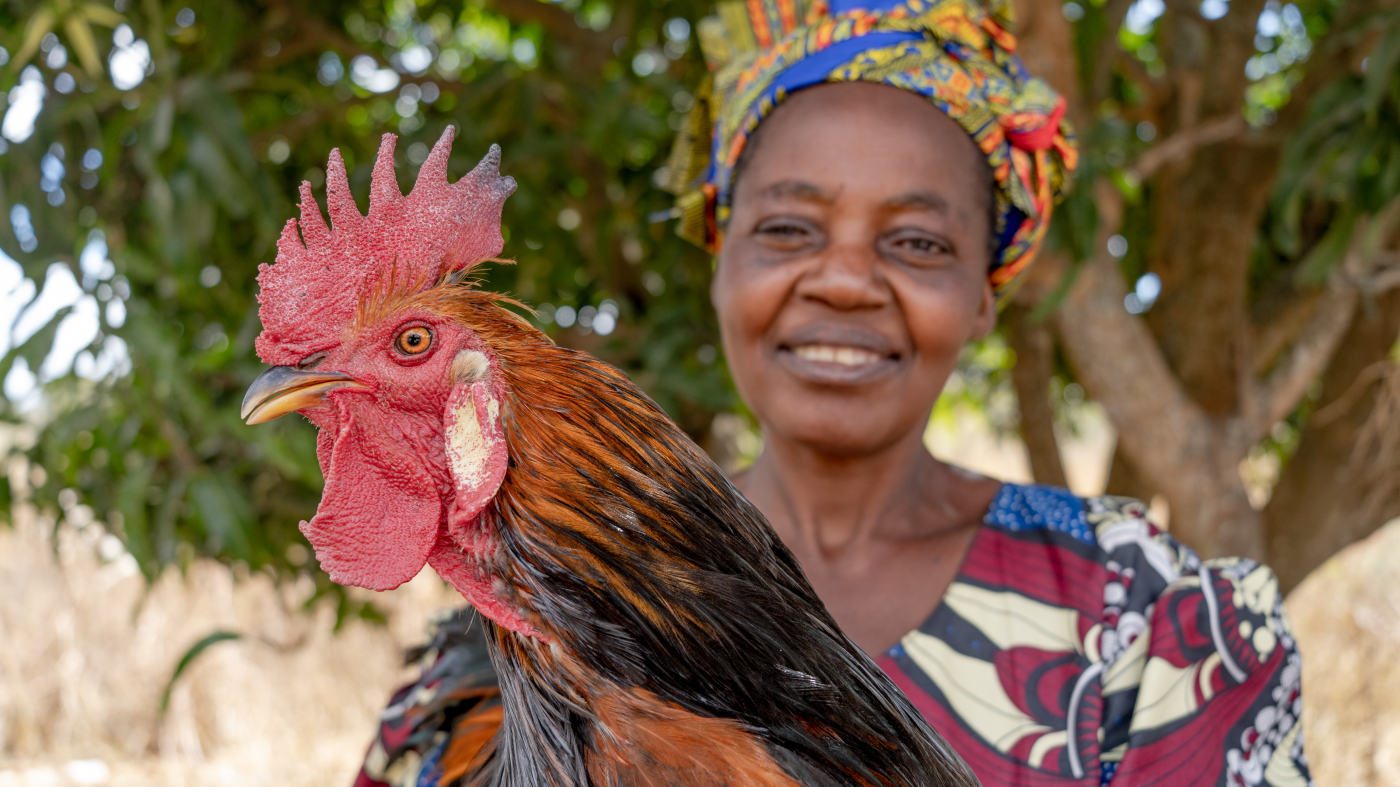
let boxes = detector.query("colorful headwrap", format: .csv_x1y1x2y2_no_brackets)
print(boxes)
665,0,1078,298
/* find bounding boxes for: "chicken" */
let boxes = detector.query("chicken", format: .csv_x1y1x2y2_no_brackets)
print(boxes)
356,610,505,785
241,127,979,787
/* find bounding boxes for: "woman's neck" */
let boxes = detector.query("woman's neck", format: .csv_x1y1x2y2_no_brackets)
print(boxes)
737,426,983,559
733,425,1001,654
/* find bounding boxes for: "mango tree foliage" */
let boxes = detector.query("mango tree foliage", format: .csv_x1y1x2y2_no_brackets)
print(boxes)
1,0,1398,596
0,0,725,601
1013,0,1400,582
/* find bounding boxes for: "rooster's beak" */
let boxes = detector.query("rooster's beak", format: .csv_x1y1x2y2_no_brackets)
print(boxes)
242,366,370,425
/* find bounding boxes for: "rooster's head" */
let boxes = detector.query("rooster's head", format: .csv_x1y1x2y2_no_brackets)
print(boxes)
242,128,540,634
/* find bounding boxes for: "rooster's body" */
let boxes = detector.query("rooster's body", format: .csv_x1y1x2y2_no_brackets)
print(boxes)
243,128,978,787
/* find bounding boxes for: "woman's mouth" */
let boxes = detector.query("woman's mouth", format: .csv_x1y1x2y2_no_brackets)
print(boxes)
779,342,900,385
792,344,885,367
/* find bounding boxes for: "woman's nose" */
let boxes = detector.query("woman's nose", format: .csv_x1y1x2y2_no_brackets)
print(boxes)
794,240,891,311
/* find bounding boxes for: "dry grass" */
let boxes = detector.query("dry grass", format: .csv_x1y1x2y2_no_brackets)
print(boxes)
0,494,459,787
1288,517,1400,786
1,474,1397,786
1350,362,1400,529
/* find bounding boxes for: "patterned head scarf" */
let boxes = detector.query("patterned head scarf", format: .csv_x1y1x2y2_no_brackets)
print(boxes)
665,0,1078,298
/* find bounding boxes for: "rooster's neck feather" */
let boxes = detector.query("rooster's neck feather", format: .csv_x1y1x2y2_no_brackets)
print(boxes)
427,294,976,787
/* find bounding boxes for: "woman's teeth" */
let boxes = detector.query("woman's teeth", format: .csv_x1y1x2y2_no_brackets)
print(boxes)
793,344,882,366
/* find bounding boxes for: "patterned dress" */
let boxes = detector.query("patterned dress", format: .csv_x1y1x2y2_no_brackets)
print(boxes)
879,484,1311,786
356,483,1312,787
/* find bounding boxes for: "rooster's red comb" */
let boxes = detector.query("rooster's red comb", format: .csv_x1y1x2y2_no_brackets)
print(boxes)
254,127,516,366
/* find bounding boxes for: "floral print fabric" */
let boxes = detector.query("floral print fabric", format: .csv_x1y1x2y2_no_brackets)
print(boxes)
878,484,1312,786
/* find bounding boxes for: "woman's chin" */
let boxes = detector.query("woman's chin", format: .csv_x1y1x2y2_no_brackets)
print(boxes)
764,412,917,459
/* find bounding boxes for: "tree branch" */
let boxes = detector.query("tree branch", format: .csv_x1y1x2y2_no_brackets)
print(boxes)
1361,250,1400,296
1052,181,1212,483
488,0,598,46
1130,114,1247,180
483,0,624,70
1248,210,1400,435
1308,359,1397,426
270,0,380,64
1262,287,1400,590
1005,304,1069,487
1249,286,1322,376
1249,282,1359,434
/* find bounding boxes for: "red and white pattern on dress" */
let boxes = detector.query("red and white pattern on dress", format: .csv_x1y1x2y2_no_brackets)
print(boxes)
876,484,1312,787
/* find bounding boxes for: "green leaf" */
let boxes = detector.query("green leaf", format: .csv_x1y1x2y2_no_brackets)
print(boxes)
80,2,127,28
1363,24,1400,117
62,16,104,78
1294,208,1357,285
158,631,243,719
189,471,254,560
13,6,56,70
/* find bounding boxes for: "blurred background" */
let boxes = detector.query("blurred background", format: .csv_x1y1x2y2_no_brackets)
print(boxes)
0,0,1398,783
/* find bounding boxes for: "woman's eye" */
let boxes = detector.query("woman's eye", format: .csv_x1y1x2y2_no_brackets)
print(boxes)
394,325,434,356
754,219,818,249
887,233,952,261
761,223,804,236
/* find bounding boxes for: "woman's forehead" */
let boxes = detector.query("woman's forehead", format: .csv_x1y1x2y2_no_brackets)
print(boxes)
733,83,985,209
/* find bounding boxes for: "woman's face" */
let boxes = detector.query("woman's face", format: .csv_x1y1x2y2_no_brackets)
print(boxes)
713,81,996,458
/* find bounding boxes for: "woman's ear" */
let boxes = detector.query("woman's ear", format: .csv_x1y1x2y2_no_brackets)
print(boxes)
711,251,727,313
971,280,997,340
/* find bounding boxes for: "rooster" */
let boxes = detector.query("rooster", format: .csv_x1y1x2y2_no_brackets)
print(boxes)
241,127,978,787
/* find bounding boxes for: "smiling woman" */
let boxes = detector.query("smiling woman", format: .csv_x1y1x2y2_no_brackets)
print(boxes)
708,75,1314,787
714,81,1002,653
716,83,996,467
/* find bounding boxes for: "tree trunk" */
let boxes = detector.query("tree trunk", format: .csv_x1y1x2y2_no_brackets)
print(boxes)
1104,449,1155,502
1049,184,1266,558
1004,305,1069,487
1263,290,1400,592
1142,0,1272,414
1011,0,1395,563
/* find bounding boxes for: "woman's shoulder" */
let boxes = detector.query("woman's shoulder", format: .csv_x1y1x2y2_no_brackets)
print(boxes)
983,482,1201,579
931,483,1311,786
976,483,1293,628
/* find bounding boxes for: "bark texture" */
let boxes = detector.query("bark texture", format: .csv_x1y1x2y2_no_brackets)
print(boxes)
1004,304,1069,487
1012,0,1400,563
1263,290,1400,592
1104,450,1155,502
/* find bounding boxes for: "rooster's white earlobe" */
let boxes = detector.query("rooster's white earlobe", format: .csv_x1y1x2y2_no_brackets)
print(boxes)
452,349,490,384
444,354,508,552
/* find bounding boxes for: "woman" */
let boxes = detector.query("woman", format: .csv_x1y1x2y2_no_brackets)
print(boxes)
358,0,1311,784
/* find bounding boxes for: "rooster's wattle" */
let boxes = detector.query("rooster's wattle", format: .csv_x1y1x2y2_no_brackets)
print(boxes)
242,127,979,787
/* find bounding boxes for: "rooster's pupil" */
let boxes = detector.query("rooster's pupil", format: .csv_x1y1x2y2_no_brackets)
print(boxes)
398,328,430,354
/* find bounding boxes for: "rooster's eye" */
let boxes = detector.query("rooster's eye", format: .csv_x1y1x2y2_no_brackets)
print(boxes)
395,325,434,356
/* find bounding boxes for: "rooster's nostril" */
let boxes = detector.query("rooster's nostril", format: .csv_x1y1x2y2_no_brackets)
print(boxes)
297,351,328,370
